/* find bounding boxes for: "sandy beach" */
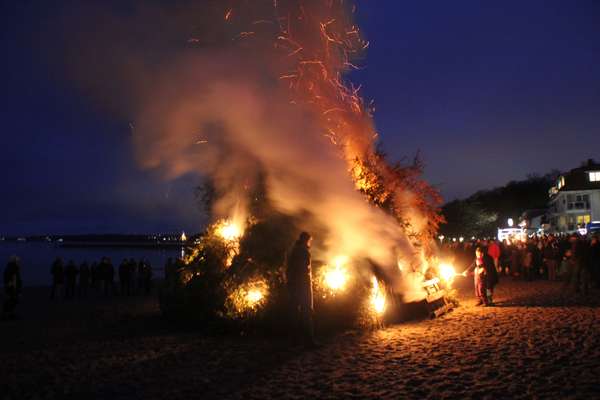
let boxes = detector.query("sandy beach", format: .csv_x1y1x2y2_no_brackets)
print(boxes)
1,279,599,399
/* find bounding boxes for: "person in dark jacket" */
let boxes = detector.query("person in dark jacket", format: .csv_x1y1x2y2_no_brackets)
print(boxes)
50,257,65,300
105,257,115,296
589,235,600,288
64,260,79,299
128,258,138,295
570,235,588,294
286,232,315,344
142,260,153,295
79,261,90,297
3,256,22,320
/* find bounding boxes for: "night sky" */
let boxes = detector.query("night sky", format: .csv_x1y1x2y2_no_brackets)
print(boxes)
1,1,599,235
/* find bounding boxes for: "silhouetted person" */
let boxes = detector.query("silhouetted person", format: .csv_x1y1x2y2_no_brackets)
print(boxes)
79,261,90,297
50,257,65,300
3,256,22,320
589,235,600,288
65,260,79,299
128,258,137,295
570,235,588,294
142,260,153,295
119,259,130,296
137,260,145,292
543,240,559,281
286,232,316,345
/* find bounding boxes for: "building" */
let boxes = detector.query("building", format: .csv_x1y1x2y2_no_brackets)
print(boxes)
547,159,600,233
519,209,547,232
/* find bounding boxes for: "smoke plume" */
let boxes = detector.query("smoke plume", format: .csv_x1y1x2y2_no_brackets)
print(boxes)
58,0,439,296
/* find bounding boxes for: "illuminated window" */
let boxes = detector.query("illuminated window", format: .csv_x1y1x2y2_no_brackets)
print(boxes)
576,215,591,225
589,171,600,182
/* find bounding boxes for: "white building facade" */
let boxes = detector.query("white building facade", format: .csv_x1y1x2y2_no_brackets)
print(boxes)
547,160,600,233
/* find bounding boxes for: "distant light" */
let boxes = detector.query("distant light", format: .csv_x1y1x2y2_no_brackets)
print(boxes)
508,218,514,227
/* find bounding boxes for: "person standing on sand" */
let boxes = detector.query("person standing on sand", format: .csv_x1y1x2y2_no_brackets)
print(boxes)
50,257,65,300
286,232,316,345
487,240,501,274
2,256,22,320
143,260,153,295
129,258,138,295
465,247,498,306
589,235,600,288
105,258,115,296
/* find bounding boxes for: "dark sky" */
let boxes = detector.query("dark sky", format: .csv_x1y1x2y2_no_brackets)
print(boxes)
1,1,599,235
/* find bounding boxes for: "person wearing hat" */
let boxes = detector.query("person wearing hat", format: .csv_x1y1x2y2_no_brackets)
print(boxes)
3,256,22,320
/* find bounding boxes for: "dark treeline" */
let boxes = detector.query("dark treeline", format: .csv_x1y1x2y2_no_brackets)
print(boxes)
441,171,559,238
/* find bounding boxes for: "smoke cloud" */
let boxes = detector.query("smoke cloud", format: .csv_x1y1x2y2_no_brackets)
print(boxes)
58,0,429,296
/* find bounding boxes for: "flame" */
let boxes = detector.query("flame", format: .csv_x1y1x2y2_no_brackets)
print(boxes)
438,263,456,284
229,279,268,314
216,220,243,242
322,255,349,292
370,276,386,315
246,288,264,305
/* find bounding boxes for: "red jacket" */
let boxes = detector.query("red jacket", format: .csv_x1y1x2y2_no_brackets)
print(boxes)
488,242,501,260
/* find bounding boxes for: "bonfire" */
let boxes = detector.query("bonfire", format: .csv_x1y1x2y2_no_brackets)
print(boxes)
156,0,447,328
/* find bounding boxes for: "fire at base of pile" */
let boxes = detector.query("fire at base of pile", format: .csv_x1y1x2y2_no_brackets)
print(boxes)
159,217,399,332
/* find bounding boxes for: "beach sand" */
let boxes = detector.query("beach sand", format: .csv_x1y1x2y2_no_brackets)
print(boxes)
1,279,599,399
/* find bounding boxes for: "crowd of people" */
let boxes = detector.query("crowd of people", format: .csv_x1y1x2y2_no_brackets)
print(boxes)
50,256,154,299
443,233,600,301
1,255,160,320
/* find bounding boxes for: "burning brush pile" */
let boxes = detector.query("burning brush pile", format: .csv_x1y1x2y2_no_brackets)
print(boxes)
63,0,452,329
147,0,450,329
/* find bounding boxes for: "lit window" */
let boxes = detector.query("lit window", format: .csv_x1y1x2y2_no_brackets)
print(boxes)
590,171,600,182
577,215,591,225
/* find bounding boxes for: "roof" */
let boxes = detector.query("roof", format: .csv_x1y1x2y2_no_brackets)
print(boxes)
553,159,600,194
